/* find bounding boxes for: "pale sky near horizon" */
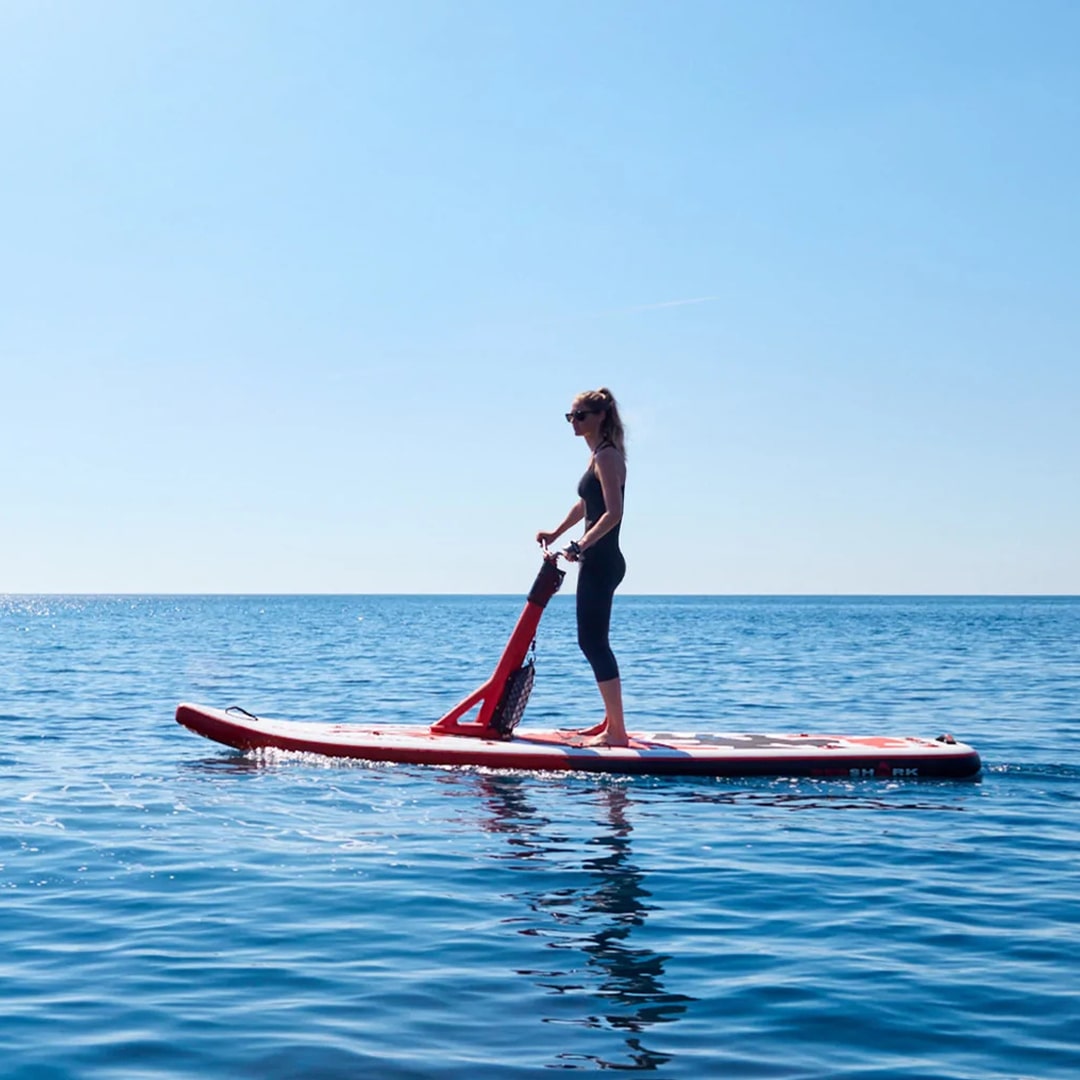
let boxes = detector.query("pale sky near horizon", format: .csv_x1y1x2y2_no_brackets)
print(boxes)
2,1,1077,595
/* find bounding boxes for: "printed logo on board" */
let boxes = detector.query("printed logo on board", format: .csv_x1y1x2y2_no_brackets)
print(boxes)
848,766,920,778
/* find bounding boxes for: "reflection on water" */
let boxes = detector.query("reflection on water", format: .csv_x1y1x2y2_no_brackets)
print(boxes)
474,776,695,1071
675,786,972,813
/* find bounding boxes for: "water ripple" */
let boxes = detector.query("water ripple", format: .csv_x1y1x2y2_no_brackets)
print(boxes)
1,595,1078,1077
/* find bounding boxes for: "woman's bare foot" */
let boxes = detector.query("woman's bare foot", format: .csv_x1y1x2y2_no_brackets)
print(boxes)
575,719,608,737
580,730,630,748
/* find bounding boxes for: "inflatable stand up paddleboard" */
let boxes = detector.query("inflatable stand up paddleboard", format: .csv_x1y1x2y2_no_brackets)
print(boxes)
175,557,982,779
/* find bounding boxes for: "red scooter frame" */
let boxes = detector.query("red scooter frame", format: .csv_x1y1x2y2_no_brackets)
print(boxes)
430,554,565,739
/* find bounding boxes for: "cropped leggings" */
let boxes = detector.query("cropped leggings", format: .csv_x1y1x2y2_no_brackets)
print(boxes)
576,546,627,683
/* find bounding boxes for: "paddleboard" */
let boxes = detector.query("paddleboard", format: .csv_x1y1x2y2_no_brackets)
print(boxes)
175,703,981,779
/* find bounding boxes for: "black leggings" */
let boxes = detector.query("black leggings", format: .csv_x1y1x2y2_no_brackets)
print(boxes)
576,548,626,683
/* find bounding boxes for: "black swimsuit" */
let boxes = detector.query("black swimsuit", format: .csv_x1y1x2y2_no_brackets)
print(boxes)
576,448,626,683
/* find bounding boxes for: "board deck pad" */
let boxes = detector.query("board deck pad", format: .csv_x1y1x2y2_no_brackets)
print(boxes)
176,704,981,780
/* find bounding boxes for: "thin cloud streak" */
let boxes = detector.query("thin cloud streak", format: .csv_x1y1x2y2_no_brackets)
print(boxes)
522,294,720,330
625,295,719,311
577,295,719,319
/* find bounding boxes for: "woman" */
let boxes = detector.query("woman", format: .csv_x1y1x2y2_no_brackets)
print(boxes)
536,387,628,747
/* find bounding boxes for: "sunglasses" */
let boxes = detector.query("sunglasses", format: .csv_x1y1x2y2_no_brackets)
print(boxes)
565,409,600,422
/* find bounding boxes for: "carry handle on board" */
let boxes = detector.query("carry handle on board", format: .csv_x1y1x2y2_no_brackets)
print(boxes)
430,554,565,740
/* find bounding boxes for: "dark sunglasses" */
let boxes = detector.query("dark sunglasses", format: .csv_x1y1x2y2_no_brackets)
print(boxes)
565,409,599,422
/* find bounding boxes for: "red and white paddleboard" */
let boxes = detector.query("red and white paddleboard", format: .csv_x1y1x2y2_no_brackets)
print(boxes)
175,703,981,780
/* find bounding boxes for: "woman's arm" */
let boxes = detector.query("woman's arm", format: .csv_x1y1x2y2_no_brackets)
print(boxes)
536,500,585,548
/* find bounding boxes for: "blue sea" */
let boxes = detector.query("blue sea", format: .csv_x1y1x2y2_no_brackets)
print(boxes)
3,593,1078,1079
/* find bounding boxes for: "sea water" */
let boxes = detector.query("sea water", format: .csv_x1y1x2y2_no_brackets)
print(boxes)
2,594,1078,1078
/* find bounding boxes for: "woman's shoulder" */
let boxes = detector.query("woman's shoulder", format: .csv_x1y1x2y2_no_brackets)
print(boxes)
592,443,626,476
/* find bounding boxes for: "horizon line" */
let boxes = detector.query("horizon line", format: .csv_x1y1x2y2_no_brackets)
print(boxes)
3,590,1077,599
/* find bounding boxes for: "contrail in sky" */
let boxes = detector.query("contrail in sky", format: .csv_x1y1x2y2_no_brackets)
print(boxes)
531,295,719,327
600,295,719,316
629,296,718,311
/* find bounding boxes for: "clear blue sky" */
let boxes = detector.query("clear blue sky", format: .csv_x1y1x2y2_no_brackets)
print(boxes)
2,1,1077,594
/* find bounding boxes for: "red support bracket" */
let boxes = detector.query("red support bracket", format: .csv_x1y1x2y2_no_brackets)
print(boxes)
431,555,565,739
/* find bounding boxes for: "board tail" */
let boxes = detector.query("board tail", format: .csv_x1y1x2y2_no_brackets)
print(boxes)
431,555,564,740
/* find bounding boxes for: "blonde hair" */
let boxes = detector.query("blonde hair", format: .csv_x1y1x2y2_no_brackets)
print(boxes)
574,387,626,457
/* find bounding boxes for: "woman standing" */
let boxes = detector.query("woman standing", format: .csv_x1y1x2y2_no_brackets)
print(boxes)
536,388,628,747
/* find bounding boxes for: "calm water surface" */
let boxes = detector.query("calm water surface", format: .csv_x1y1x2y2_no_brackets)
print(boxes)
2,594,1078,1078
